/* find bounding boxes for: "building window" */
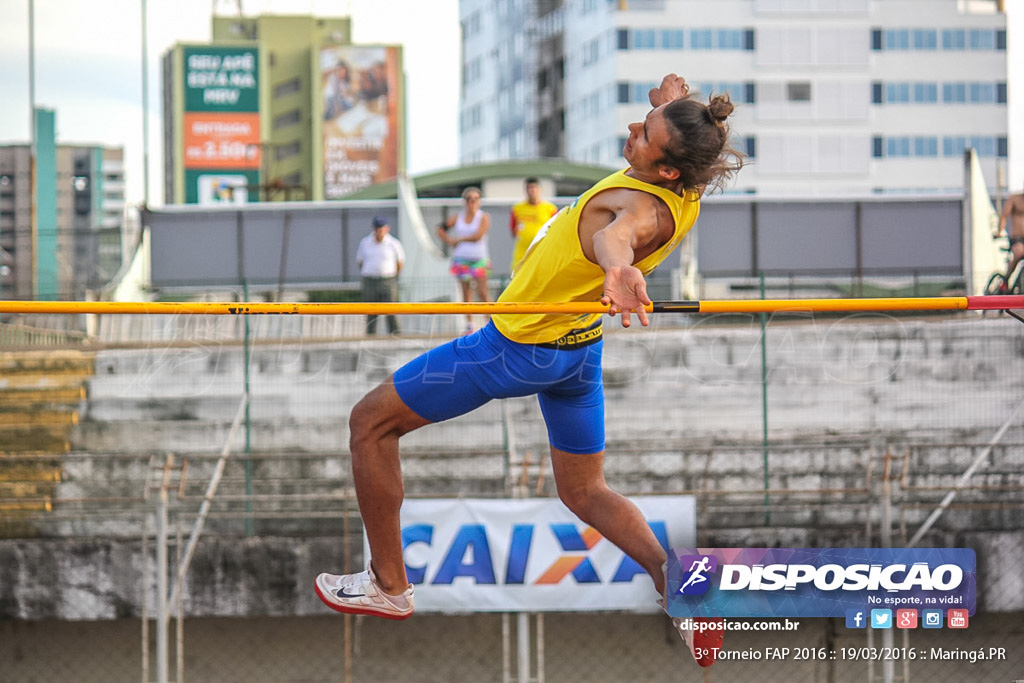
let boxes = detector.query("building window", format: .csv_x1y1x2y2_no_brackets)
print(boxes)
717,82,746,102
744,136,756,159
873,136,884,158
743,29,755,51
872,82,883,104
885,29,909,50
273,77,301,98
886,137,911,157
617,81,630,103
787,82,811,102
632,82,657,103
971,136,995,156
942,29,965,50
871,28,883,51
970,82,996,103
744,82,756,104
886,83,910,103
912,29,937,50
997,136,1008,157
996,29,1006,50
969,29,995,50
617,28,629,50
943,136,967,157
997,82,1007,104
913,137,938,157
942,83,967,103
273,109,301,129
913,83,937,103
275,141,300,160
633,29,655,49
689,29,713,50
661,29,684,49
717,29,742,50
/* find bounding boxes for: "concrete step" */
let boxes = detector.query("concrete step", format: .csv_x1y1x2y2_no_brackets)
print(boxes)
0,386,85,408
0,350,95,374
0,410,79,427
0,426,70,454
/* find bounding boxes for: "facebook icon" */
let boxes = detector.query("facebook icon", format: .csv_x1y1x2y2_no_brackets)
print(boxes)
845,609,866,629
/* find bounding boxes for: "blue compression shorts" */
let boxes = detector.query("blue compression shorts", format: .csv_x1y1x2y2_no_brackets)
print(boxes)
392,321,605,454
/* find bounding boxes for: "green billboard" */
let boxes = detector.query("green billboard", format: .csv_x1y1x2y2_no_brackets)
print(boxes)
184,46,259,112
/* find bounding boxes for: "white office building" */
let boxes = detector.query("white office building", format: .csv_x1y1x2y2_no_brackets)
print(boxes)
458,0,1008,195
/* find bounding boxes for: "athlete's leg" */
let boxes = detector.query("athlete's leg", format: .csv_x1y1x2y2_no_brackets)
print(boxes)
348,327,510,593
458,278,474,328
548,448,668,596
348,379,431,593
473,271,491,303
1007,241,1024,281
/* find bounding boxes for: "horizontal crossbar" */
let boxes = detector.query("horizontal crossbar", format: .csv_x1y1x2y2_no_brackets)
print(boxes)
0,296,1021,316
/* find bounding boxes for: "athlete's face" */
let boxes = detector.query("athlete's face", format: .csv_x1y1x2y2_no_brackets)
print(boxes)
526,182,541,203
623,105,678,182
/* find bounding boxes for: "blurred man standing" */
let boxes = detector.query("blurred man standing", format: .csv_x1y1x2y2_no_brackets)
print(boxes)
509,177,558,273
357,216,405,335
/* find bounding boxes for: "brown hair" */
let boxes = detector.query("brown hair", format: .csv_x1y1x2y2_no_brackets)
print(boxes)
659,93,744,193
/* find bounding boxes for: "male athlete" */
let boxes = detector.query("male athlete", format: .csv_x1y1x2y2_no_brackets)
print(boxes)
315,74,743,668
509,177,558,272
995,185,1024,288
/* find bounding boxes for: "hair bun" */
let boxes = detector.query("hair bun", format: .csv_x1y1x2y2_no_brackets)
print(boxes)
707,94,735,123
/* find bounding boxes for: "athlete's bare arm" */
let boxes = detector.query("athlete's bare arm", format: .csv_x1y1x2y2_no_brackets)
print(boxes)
579,188,675,328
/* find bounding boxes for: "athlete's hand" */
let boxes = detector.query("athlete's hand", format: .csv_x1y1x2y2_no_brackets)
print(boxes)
649,74,690,108
601,266,651,328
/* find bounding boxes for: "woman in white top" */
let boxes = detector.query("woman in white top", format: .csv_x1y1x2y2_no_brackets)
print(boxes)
437,187,492,332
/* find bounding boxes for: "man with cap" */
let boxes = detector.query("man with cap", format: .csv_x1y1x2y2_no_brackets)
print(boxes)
356,216,405,335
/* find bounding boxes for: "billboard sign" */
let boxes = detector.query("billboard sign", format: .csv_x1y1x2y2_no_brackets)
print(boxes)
181,45,260,204
183,112,261,169
184,46,259,112
320,45,401,198
380,496,696,613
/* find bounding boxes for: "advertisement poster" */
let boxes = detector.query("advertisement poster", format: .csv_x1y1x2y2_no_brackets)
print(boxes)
320,45,401,198
182,45,260,204
377,496,696,613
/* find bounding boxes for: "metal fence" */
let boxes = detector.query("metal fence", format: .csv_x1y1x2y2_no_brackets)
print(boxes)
1,309,1023,682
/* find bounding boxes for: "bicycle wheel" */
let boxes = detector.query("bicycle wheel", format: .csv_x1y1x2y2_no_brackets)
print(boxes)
984,272,1008,295
1011,268,1024,295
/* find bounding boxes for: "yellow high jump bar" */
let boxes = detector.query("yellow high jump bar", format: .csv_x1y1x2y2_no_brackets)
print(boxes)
0,295,1021,316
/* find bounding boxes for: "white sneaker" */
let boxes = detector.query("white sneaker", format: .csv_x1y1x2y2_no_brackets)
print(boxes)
315,562,414,620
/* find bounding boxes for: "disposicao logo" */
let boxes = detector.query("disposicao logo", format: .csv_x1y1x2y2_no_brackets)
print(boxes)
666,548,976,620
676,555,718,595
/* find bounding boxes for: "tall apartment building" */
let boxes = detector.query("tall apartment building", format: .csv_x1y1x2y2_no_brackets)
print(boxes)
163,13,405,204
459,0,1008,195
0,110,125,300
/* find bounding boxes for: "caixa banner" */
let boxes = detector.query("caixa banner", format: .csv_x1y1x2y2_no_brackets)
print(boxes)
381,497,696,613
667,548,976,618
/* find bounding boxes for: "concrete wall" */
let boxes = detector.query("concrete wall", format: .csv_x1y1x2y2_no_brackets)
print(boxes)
2,313,1022,625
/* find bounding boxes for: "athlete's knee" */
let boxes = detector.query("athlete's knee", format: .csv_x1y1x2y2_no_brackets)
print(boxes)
350,385,399,442
555,480,609,524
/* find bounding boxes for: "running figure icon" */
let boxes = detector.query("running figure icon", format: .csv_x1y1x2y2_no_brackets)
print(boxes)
679,556,712,593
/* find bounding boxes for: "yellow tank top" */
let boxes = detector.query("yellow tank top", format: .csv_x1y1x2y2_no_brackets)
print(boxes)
493,170,700,344
510,200,559,270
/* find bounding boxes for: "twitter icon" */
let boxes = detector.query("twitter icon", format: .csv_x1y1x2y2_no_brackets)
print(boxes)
871,609,893,629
